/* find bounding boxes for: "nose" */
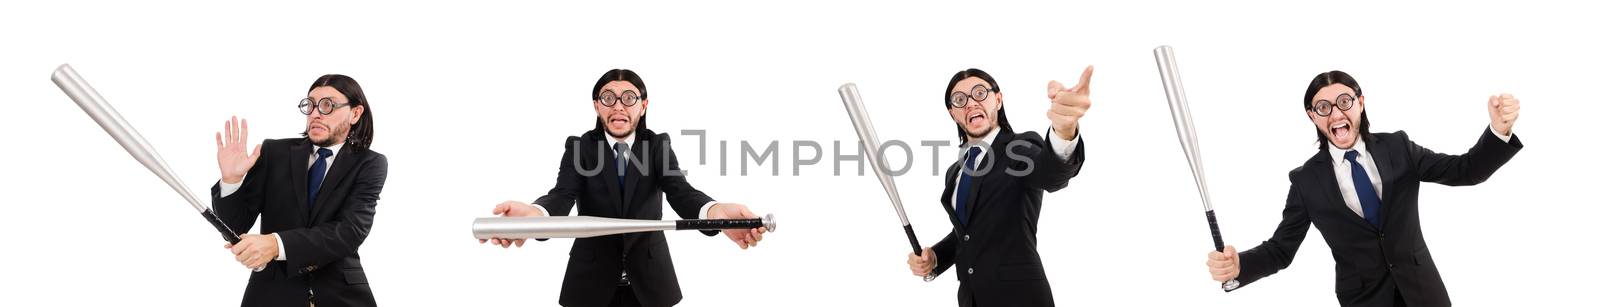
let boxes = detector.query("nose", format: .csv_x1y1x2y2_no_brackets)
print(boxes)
962,100,983,112
1329,108,1348,122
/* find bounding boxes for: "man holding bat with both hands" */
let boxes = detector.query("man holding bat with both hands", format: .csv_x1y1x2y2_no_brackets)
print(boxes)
480,69,769,307
907,67,1092,307
213,74,388,307
1204,71,1523,306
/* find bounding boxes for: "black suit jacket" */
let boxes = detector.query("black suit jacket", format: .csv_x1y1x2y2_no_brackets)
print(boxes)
533,128,718,307
929,129,1085,307
1237,128,1521,307
210,138,388,307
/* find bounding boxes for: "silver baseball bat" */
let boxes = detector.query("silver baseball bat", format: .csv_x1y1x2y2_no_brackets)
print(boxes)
472,214,776,239
838,83,936,282
52,64,246,246
1154,46,1241,292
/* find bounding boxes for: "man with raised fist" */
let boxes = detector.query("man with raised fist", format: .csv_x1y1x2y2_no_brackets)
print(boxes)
1205,70,1523,306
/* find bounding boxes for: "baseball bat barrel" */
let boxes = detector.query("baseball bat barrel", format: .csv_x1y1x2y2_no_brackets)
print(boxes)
1153,46,1241,291
51,64,244,245
839,83,936,282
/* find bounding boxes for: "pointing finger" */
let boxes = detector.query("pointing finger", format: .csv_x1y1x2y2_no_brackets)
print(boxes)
1071,65,1094,94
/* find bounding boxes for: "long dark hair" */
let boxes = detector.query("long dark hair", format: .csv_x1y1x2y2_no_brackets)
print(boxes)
592,69,648,132
1303,70,1370,151
945,68,1013,143
303,74,374,150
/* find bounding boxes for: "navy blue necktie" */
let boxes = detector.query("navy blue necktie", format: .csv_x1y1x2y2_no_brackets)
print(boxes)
614,143,628,189
1344,150,1382,227
307,148,333,210
956,147,981,225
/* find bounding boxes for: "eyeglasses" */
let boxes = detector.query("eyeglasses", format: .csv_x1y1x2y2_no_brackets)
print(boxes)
948,84,991,108
598,90,640,107
299,97,351,115
1310,93,1356,117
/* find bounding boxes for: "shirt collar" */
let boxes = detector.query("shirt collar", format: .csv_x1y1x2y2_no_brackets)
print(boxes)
316,142,345,157
963,129,1000,152
605,131,637,150
1327,135,1370,164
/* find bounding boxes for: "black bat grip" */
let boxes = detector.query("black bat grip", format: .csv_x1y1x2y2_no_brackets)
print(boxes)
905,224,924,256
676,218,765,230
202,209,243,244
1207,209,1243,292
1205,210,1224,252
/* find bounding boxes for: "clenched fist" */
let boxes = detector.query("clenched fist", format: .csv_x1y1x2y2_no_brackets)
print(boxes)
907,247,936,277
1207,245,1240,282
480,200,545,248
1488,93,1520,136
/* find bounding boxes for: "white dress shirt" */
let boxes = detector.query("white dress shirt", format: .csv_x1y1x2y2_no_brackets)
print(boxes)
216,142,344,261
528,132,718,219
1328,128,1512,217
948,128,1080,210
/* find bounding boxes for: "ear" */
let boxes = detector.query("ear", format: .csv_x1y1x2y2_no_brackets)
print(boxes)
351,105,365,125
640,99,649,116
1306,110,1317,121
992,92,1003,109
1356,95,1366,109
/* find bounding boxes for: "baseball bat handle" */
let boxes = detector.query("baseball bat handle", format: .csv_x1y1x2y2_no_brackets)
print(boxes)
905,224,923,256
676,218,763,230
1206,210,1224,252
1207,210,1241,291
204,208,264,272
907,224,937,282
202,209,243,244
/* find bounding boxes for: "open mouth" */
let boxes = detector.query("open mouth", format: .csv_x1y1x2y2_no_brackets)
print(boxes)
608,116,630,127
967,112,986,125
1330,121,1351,139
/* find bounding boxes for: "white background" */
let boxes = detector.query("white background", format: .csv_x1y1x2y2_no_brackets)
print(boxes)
1,1,1594,306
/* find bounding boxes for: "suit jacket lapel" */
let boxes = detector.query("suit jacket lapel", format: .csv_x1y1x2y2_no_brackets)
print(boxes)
621,135,646,216
311,146,361,222
290,140,311,221
962,132,1011,223
597,136,625,216
1310,153,1378,232
1365,135,1402,228
940,163,961,228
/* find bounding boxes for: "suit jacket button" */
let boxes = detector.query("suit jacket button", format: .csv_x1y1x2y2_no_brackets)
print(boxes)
962,235,970,241
967,268,974,274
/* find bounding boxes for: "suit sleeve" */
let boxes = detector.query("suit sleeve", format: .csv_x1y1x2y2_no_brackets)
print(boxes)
532,136,584,217
275,153,387,276
1235,176,1314,288
1006,131,1084,192
930,230,958,276
653,134,719,236
210,141,273,234
1409,127,1524,186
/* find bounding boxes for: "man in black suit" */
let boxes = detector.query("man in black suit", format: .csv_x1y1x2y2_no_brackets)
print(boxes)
1205,70,1523,307
213,74,387,307
906,67,1092,307
482,69,768,307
